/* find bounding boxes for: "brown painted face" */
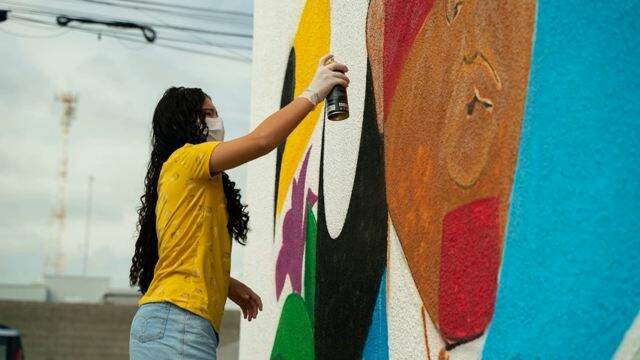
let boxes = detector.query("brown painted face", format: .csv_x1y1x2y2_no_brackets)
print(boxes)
372,0,536,345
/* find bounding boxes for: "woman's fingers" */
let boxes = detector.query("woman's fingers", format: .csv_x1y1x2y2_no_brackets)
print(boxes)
332,72,350,85
249,300,257,319
239,287,263,321
244,304,251,320
248,289,263,311
250,300,259,320
241,298,255,321
327,62,348,73
333,78,349,88
318,54,334,66
249,299,260,318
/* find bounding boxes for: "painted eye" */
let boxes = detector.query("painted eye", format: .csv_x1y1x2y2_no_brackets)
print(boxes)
445,0,464,24
466,88,494,116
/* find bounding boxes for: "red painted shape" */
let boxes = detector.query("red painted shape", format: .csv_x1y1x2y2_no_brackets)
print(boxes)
383,0,435,117
439,197,502,344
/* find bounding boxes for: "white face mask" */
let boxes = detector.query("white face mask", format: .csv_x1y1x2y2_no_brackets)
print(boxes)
205,116,225,141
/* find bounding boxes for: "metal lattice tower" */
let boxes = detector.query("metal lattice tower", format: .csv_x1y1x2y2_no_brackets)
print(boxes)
49,92,77,275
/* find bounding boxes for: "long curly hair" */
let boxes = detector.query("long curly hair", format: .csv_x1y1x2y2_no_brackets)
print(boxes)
129,86,249,294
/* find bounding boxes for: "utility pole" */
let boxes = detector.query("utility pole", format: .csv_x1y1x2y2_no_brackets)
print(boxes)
82,175,94,276
49,92,77,276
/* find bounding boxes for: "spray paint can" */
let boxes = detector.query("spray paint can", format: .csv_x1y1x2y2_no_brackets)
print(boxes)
325,59,349,121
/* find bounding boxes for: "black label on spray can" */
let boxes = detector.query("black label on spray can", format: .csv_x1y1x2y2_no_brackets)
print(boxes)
326,84,349,121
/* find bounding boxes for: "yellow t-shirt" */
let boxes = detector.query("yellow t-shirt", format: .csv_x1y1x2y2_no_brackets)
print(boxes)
139,141,232,332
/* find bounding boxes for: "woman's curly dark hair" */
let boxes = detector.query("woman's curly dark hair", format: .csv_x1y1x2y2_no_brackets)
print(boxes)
129,86,249,294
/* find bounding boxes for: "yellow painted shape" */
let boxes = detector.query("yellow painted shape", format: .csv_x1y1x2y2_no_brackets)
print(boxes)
275,0,330,216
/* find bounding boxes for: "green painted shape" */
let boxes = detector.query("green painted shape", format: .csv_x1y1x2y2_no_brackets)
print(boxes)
270,293,315,360
303,206,317,325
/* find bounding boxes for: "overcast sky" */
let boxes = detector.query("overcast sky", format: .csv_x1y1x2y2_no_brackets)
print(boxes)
0,0,253,289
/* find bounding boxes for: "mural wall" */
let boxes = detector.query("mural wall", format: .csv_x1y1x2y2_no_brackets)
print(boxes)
240,0,640,359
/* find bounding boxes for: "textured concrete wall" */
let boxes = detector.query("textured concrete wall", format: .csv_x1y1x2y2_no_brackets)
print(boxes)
0,301,241,360
240,0,640,359
0,301,136,360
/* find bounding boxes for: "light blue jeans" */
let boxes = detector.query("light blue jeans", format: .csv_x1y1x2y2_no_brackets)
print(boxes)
129,302,218,360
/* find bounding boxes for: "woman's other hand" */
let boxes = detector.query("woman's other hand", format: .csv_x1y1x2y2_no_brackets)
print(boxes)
228,277,263,321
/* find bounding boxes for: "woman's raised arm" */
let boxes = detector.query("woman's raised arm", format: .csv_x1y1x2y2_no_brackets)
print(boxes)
208,54,349,174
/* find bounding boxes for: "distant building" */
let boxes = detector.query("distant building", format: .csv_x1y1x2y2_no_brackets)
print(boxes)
44,275,110,303
103,288,141,305
0,275,120,304
0,283,48,302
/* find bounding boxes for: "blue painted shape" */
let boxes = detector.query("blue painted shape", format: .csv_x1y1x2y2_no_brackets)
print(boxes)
363,269,389,359
483,1,640,359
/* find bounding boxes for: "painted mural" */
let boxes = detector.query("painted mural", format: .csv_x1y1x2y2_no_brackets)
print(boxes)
241,0,640,359
371,0,535,353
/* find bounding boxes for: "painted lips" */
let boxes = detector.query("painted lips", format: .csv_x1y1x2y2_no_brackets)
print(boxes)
438,196,502,345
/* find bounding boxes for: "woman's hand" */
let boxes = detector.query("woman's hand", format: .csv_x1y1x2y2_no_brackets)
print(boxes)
228,277,263,321
208,54,348,174
299,54,350,106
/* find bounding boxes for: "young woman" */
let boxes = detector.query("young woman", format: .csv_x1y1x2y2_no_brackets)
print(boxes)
128,54,349,359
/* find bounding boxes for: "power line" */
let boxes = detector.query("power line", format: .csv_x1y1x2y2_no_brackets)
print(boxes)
145,40,251,62
0,1,143,24
1,3,253,38
0,1,251,25
73,0,252,17
9,14,251,62
103,30,250,62
70,0,252,20
10,14,251,50
56,15,157,42
136,7,250,61
145,21,252,39
117,0,252,17
0,24,70,38
114,33,148,50
67,0,250,23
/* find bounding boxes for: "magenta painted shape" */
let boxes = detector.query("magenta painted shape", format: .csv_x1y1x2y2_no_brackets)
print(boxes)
276,148,317,299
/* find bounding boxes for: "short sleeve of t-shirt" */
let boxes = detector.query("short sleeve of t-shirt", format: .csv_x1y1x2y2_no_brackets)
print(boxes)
175,141,221,180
